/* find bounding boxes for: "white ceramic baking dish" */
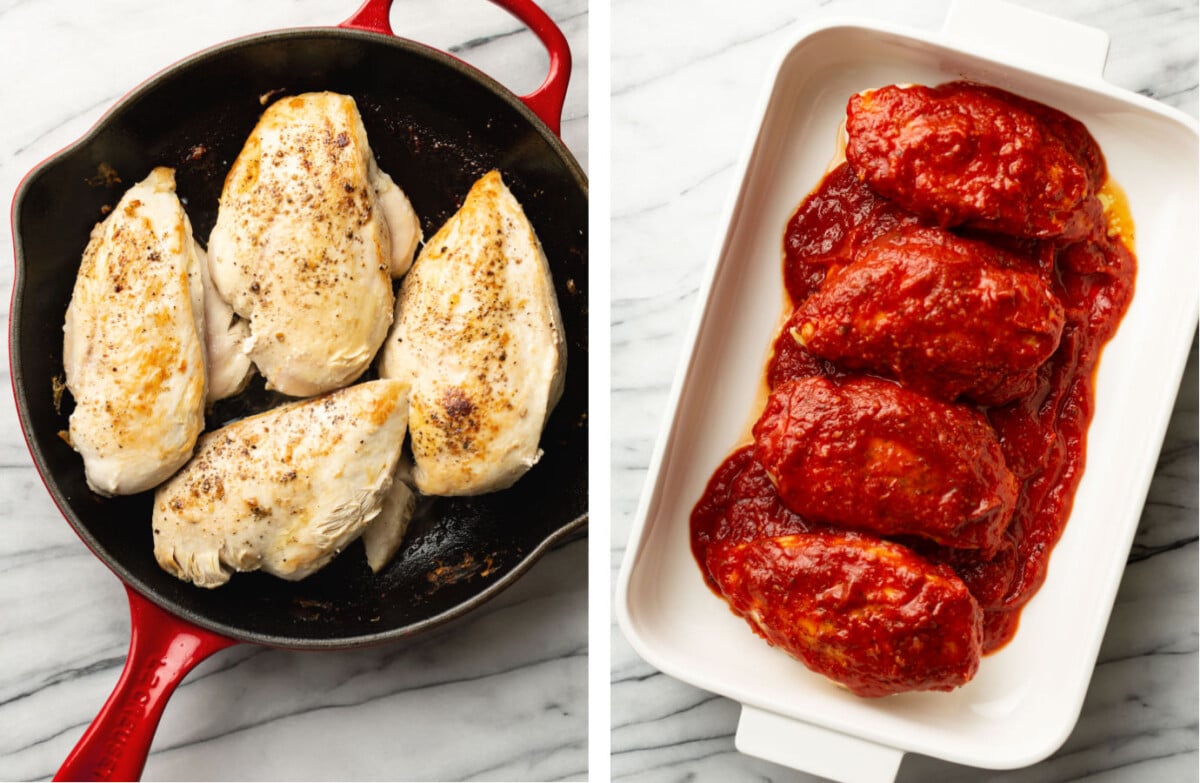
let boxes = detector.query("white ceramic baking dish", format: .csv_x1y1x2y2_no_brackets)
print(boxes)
614,2,1199,781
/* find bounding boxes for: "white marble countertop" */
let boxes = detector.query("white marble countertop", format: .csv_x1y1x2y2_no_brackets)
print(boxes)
0,1,587,781
612,1,1197,782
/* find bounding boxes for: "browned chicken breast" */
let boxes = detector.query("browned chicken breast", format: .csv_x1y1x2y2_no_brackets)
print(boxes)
361,455,417,573
152,379,411,588
379,170,566,496
62,167,206,496
194,242,254,403
207,91,421,397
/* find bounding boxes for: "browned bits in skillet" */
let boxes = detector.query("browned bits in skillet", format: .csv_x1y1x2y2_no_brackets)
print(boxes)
425,552,499,590
85,163,122,188
51,374,67,415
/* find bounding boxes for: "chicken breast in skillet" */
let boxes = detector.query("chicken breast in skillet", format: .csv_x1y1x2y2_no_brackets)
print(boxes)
62,167,206,496
207,91,421,398
361,454,418,573
379,170,566,496
195,242,254,403
153,379,411,588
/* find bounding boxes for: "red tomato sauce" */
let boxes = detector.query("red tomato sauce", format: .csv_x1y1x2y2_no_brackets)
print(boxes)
692,89,1135,656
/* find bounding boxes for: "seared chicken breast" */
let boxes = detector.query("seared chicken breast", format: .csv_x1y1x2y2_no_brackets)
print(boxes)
372,162,422,277
195,242,254,403
207,91,420,397
153,379,411,588
361,455,418,573
379,170,566,496
63,167,206,496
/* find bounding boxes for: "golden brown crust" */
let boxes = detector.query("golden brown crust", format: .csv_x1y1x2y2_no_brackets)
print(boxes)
380,171,565,496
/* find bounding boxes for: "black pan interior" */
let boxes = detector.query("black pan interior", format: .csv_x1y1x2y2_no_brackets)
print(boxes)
11,29,588,647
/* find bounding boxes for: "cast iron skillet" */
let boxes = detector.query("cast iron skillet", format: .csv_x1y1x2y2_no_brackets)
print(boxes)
8,0,587,779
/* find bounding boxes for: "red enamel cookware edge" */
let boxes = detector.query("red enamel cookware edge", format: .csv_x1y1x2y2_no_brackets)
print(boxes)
35,1,577,779
342,0,572,135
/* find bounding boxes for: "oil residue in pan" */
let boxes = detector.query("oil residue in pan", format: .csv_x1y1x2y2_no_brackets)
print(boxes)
381,495,511,598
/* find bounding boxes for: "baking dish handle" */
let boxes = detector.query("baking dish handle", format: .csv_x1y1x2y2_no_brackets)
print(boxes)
736,705,903,783
54,587,237,781
340,0,571,136
942,0,1110,81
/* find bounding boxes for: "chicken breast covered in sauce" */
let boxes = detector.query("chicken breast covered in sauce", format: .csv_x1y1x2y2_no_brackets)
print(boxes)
207,91,421,398
710,532,983,697
153,379,411,588
753,375,1018,556
782,162,922,305
845,81,1104,240
63,167,206,496
379,170,566,496
694,79,1135,697
793,226,1066,404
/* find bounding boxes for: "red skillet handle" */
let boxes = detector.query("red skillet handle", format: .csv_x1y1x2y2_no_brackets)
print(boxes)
340,0,572,136
54,587,236,782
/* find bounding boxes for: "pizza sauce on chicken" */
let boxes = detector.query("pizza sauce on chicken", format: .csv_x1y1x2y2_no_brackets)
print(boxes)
691,82,1135,697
